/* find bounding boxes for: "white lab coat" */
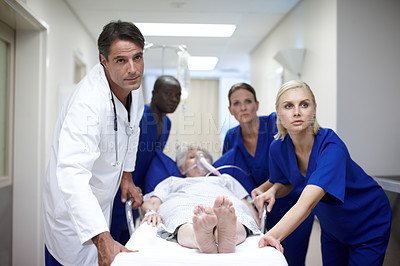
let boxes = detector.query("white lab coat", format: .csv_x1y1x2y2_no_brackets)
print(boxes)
42,63,143,266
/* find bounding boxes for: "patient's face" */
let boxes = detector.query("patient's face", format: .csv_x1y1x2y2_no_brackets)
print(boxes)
182,149,210,177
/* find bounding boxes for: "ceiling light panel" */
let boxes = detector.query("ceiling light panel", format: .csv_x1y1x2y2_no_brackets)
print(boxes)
188,56,219,71
136,23,236,37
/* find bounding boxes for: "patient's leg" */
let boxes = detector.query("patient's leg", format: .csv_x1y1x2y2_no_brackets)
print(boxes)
213,195,246,253
177,204,218,253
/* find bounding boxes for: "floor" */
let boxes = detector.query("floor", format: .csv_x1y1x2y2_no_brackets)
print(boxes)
305,219,322,265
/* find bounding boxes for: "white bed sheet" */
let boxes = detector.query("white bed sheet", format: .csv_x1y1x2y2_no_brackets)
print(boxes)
112,223,288,266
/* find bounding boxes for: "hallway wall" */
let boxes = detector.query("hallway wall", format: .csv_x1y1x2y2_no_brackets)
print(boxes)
251,0,337,130
1,0,98,265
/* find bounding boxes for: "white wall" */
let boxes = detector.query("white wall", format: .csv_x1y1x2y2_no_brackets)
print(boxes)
251,0,337,130
27,0,99,151
251,0,400,176
337,0,400,175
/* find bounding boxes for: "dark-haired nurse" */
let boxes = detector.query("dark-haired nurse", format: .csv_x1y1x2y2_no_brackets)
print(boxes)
255,80,391,266
219,82,314,266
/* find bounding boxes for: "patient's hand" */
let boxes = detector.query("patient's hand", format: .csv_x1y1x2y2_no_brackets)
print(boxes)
141,212,162,227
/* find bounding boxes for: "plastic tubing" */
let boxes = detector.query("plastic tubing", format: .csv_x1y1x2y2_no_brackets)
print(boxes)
198,153,221,176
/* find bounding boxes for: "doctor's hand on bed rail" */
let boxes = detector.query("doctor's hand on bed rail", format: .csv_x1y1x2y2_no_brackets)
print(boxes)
120,171,143,209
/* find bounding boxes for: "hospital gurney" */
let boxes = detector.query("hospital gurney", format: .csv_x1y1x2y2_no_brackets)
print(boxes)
111,199,287,266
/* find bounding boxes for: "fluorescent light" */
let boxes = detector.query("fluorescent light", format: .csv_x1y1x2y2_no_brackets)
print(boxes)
188,56,218,71
136,23,236,37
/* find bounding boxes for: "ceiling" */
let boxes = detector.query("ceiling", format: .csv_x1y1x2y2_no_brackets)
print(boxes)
65,0,300,75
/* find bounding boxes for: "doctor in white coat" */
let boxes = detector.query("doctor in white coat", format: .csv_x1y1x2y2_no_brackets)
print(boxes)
42,20,145,266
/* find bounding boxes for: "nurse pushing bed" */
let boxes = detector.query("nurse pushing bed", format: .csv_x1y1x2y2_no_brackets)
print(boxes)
254,80,391,266
215,82,313,266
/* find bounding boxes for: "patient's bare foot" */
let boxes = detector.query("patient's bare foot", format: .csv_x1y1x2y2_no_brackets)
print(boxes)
213,195,237,253
193,204,218,253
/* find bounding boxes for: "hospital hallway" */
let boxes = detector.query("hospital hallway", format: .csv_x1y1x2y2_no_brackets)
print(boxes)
1,0,400,265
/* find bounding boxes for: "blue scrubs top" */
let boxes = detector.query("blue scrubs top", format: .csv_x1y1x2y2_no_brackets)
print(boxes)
214,146,253,192
221,113,299,218
220,113,313,266
269,128,391,245
144,150,184,194
131,104,171,190
222,114,277,187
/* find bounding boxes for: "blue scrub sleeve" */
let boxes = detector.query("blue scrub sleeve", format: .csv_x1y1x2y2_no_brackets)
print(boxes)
222,132,233,154
308,143,346,204
213,147,254,194
268,148,290,185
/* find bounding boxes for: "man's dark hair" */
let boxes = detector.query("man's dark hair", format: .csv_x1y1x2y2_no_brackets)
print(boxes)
97,20,145,62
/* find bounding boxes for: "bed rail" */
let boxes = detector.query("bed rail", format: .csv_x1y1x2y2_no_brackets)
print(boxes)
260,204,268,233
125,198,136,235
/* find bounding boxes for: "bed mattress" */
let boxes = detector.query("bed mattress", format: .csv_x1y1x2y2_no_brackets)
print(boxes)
112,222,288,266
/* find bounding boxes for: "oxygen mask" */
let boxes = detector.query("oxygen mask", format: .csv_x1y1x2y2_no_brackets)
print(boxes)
183,153,221,176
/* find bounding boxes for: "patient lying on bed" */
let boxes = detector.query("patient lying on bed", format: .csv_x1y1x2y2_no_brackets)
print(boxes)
140,143,261,253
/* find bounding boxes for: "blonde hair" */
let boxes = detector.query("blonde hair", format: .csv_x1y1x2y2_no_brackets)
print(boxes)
275,80,320,140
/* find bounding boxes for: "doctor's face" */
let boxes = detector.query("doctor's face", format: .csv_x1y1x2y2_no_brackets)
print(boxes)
277,87,316,135
101,39,144,94
228,89,259,124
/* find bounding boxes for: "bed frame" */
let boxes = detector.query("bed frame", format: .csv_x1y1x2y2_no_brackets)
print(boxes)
111,199,287,266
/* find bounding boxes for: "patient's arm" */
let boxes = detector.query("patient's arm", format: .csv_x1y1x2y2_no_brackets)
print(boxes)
140,196,163,226
241,198,260,227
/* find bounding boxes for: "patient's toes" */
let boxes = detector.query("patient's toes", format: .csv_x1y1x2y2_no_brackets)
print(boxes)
213,195,224,208
193,205,218,253
193,204,204,215
193,205,217,230
213,196,237,253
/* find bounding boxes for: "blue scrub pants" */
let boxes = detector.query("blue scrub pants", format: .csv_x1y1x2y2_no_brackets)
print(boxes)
320,230,390,266
45,246,62,266
267,213,314,266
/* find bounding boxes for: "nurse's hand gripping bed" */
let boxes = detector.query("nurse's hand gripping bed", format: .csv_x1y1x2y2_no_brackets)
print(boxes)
111,200,288,266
